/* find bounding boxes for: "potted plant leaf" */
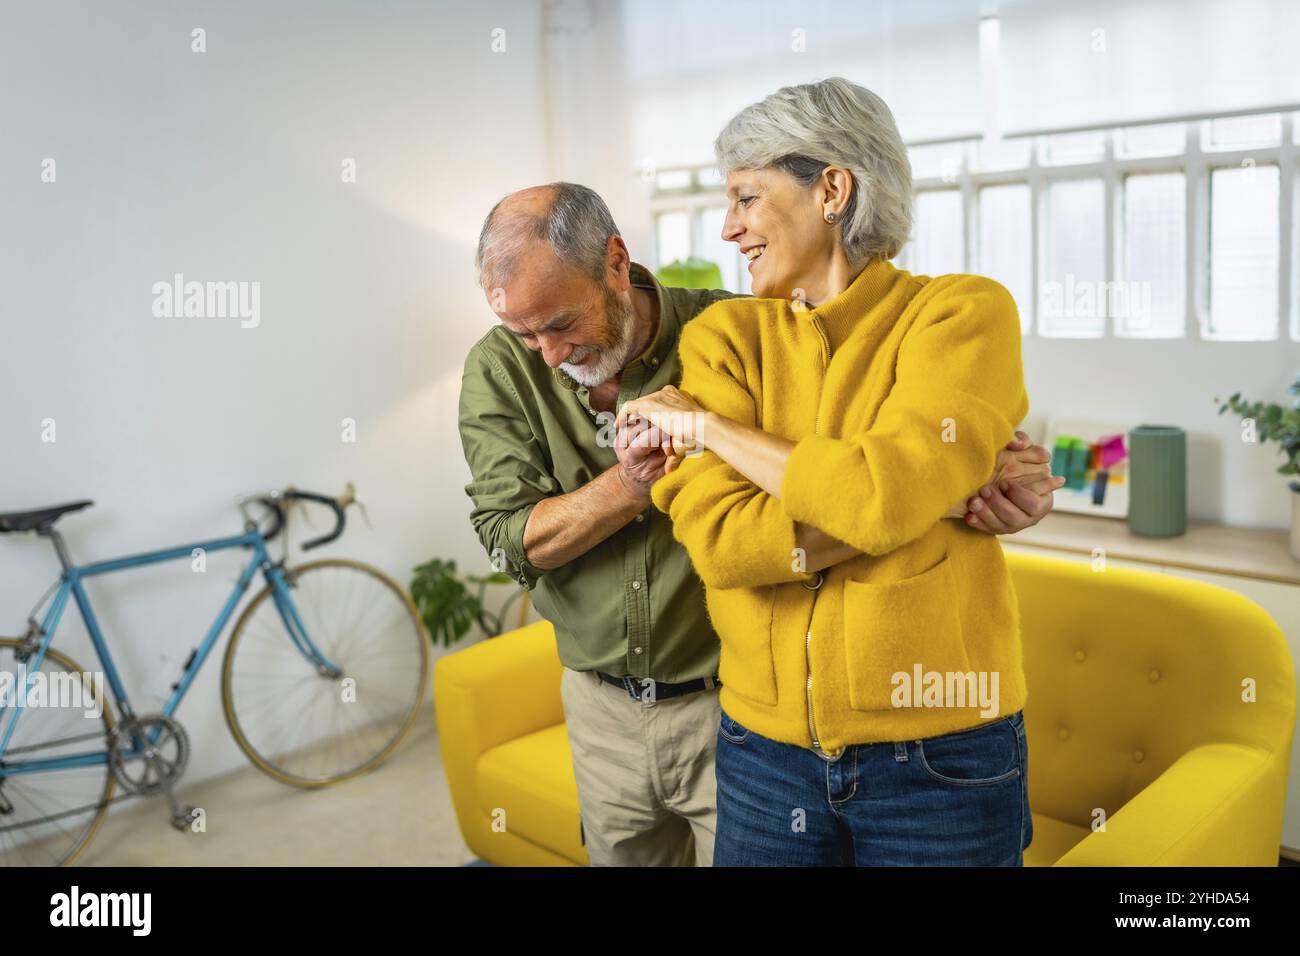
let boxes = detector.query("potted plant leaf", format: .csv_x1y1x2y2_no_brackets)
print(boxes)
1216,372,1300,560
409,558,527,646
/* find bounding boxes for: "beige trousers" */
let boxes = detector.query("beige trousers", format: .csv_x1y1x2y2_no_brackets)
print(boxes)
559,666,719,867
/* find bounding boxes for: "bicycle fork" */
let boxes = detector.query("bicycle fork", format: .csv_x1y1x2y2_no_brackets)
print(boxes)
264,566,343,678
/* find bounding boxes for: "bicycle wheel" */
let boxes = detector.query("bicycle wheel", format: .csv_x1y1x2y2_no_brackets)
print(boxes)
222,558,428,788
0,640,115,866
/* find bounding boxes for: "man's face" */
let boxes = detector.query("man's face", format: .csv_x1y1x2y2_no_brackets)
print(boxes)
487,245,638,387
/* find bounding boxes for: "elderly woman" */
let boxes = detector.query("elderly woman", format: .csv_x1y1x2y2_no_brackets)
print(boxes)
617,78,1061,866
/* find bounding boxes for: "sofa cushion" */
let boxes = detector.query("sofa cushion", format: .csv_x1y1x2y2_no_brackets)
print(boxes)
477,723,584,862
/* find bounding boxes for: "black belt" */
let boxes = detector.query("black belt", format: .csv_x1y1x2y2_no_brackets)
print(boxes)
593,670,720,701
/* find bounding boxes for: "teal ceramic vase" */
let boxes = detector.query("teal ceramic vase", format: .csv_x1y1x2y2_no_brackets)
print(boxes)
1127,425,1187,537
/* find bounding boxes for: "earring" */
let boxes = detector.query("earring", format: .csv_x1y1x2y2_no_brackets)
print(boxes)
825,211,837,223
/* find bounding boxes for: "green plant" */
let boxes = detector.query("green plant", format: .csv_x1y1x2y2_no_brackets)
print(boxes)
1216,372,1300,493
409,558,521,646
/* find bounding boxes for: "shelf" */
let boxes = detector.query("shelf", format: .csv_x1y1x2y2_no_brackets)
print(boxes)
1006,512,1300,587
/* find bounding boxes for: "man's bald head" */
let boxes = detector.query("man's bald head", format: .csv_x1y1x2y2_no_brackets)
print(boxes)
475,182,622,293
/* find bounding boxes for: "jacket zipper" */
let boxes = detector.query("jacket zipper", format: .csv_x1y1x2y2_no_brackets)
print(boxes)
806,315,837,759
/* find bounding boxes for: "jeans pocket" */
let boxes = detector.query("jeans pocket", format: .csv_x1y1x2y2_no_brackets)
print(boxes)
718,709,750,745
916,715,1021,787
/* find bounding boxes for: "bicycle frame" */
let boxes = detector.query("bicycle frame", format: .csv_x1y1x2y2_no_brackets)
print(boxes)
0,527,342,778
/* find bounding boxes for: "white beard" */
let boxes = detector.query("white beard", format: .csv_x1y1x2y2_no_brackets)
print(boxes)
559,296,641,387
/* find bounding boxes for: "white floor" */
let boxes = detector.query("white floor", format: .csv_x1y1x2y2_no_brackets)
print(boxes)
75,699,477,866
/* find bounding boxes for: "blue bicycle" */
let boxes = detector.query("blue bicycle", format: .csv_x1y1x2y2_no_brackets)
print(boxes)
0,485,428,866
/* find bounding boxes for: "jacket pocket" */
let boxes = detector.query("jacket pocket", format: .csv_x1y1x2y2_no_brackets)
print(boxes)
714,587,779,707
841,554,971,712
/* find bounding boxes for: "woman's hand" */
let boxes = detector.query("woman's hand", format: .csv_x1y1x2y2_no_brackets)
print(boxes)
616,386,709,466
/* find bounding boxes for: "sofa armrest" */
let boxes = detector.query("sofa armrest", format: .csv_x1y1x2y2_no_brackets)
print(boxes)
434,619,564,757
434,619,565,856
1055,743,1287,866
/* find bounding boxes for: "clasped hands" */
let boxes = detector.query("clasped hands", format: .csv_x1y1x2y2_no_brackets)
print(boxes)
613,385,1065,534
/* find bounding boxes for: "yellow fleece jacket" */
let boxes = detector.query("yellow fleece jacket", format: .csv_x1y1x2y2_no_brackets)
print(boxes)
651,258,1031,753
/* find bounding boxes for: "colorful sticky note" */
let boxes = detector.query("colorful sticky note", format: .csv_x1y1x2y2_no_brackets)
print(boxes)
1052,436,1089,491
1092,469,1110,505
1097,434,1127,470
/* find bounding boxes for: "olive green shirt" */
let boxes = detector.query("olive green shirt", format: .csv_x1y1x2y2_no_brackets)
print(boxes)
458,263,738,682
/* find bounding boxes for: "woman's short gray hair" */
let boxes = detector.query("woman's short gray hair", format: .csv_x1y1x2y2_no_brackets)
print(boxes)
714,77,912,264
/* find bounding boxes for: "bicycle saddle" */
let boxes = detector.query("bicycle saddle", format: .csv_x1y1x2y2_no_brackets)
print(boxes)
0,500,93,533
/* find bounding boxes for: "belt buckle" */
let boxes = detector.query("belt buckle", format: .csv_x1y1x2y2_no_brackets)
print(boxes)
621,676,641,701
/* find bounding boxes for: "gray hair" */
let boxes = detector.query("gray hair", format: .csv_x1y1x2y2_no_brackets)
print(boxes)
475,182,621,290
714,77,912,265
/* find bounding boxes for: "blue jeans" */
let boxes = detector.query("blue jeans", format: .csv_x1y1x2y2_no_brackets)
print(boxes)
714,708,1033,866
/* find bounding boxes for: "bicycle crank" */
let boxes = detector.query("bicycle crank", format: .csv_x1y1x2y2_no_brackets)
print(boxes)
108,714,190,797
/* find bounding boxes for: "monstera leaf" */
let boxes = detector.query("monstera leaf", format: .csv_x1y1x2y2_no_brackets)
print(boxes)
409,558,519,646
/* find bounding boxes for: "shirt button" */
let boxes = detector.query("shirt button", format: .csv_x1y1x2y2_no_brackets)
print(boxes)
649,357,659,367
633,647,643,655
631,581,641,590
635,513,645,523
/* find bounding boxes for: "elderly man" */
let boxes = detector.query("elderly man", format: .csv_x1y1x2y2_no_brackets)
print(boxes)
457,182,1061,867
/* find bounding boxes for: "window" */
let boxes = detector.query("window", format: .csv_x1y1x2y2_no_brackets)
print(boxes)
978,184,1032,332
1207,164,1280,340
975,136,1032,172
909,142,966,183
1118,122,1185,159
1294,175,1300,341
649,108,1294,342
654,212,691,270
1040,130,1106,166
1041,179,1105,337
699,206,746,293
1203,113,1282,151
654,169,692,192
909,190,965,276
1119,173,1186,338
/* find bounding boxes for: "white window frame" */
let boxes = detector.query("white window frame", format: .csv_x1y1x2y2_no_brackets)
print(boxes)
648,110,1298,340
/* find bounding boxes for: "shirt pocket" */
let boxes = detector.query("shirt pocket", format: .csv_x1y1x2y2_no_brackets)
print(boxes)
714,586,779,707
841,554,971,712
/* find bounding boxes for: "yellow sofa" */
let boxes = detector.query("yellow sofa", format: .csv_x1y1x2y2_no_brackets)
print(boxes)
435,551,1296,866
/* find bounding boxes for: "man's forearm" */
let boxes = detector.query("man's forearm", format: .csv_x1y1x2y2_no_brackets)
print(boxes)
522,463,649,571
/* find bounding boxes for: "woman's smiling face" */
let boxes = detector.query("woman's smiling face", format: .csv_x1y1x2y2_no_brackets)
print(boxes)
722,166,835,300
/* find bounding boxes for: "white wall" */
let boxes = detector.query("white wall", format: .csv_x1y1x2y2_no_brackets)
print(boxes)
0,0,551,788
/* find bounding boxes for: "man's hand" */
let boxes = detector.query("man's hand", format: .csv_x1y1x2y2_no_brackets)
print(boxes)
616,385,705,470
613,416,672,494
959,430,1066,534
